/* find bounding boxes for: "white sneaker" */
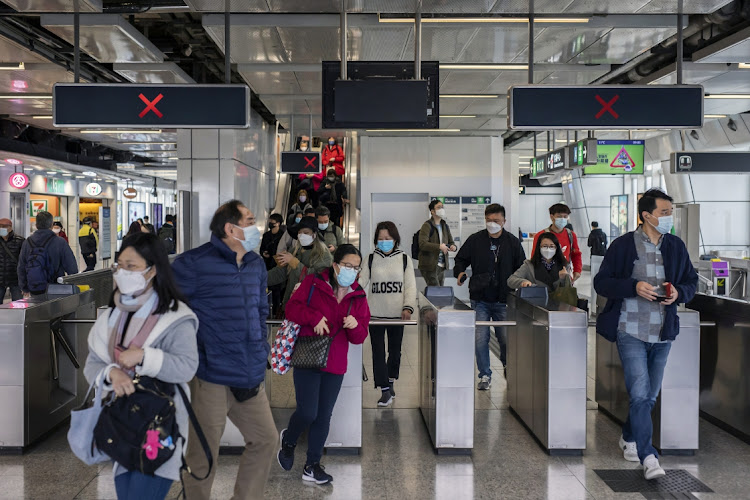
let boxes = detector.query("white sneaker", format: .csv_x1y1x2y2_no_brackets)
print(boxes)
619,435,639,462
478,375,491,391
643,454,666,480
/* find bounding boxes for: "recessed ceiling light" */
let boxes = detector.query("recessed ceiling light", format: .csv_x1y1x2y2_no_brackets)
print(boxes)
75,175,86,179
167,157,178,160
47,171,57,175
62,173,73,177
82,171,97,177
0,62,24,70
23,167,32,172
0,93,51,99
738,63,750,69
132,180,144,185
704,114,727,118
31,115,53,119
80,130,162,134
704,94,750,99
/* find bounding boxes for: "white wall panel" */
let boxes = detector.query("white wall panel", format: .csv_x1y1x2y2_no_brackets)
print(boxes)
191,129,219,159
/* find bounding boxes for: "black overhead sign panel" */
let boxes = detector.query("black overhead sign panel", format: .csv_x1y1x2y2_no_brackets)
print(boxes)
53,84,250,128
281,151,322,175
508,85,704,130
670,151,750,174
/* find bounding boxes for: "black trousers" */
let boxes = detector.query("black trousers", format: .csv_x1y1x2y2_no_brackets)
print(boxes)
369,324,405,389
82,253,96,272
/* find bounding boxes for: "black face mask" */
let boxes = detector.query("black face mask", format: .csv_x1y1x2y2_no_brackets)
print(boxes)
269,224,276,229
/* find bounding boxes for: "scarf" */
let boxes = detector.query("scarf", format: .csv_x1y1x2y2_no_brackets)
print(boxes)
107,289,160,370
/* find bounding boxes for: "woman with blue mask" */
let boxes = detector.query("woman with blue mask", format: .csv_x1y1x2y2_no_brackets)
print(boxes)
357,221,417,407
277,244,370,485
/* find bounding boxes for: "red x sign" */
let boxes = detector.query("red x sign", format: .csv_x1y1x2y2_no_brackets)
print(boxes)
304,156,317,169
595,94,619,119
139,93,164,118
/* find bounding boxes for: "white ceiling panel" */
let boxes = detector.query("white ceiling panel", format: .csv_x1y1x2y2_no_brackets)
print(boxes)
703,98,750,115
0,38,49,64
637,0,734,13
569,27,676,64
439,70,506,93
512,27,613,64
113,63,195,84
457,26,530,63
188,0,496,12
693,26,750,64
351,27,412,60
3,0,102,12
539,67,610,84
483,71,550,93
479,117,508,130
240,70,302,94
41,14,165,63
439,98,473,114
417,27,483,63
701,71,750,94
463,98,507,115
262,98,313,115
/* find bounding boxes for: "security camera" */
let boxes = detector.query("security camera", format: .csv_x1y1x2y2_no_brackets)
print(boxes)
727,118,738,132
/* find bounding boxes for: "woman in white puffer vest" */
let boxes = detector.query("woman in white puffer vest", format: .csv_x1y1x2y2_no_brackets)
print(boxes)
358,221,418,407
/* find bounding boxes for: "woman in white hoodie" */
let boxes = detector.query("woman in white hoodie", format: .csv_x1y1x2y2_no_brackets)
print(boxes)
84,232,198,500
358,221,417,407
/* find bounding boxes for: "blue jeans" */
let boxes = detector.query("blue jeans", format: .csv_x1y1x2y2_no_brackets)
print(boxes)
285,368,344,465
471,301,507,379
114,471,172,500
616,330,672,463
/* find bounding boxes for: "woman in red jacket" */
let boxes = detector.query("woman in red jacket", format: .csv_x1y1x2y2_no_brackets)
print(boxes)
322,137,345,178
277,244,370,485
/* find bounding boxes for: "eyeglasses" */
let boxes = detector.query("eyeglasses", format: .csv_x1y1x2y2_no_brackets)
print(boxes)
338,262,362,272
111,263,149,273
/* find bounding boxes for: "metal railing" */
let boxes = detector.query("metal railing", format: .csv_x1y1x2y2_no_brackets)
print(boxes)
476,320,516,327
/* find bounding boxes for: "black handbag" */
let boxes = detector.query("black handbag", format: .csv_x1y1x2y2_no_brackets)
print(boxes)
290,297,353,370
94,375,213,480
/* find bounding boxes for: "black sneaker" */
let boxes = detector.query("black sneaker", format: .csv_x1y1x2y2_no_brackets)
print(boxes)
303,463,333,484
377,389,393,407
277,428,295,471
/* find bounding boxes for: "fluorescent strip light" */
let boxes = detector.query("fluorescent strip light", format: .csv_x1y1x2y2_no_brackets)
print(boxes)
704,114,727,118
518,156,534,159
80,130,162,134
379,16,589,24
31,115,53,119
439,115,477,118
167,157,178,160
62,173,73,177
0,62,24,70
440,64,528,70
365,129,461,132
739,63,750,69
555,139,569,143
705,94,750,99
0,94,51,99
440,94,499,98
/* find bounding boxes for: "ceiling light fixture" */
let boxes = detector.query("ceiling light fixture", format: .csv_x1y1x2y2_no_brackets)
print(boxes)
31,115,53,119
0,94,51,99
75,175,86,179
46,171,57,175
80,129,162,134
439,115,477,118
82,171,98,177
704,94,750,99
440,64,528,70
440,94,499,98
167,157,178,160
738,63,750,69
0,62,24,70
378,16,589,24
62,173,73,177
703,114,726,118
365,129,461,132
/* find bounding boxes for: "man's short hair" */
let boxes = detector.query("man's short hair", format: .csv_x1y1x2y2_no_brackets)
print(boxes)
638,189,674,222
36,211,53,230
485,204,506,218
429,199,441,212
210,200,245,239
165,214,174,223
315,206,331,218
591,221,599,228
549,203,571,216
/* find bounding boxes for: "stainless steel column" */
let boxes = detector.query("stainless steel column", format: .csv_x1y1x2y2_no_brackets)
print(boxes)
595,308,701,454
507,293,588,454
419,294,476,454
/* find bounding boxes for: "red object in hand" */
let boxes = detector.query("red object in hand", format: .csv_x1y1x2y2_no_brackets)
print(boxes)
665,283,672,298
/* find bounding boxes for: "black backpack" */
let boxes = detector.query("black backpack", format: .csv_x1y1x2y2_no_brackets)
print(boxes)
94,375,212,479
411,224,436,260
159,225,175,254
26,233,56,293
369,252,408,273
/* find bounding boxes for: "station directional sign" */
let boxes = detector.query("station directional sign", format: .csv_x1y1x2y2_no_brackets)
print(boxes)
508,85,704,130
53,83,250,128
281,151,322,175
569,139,598,167
669,151,750,174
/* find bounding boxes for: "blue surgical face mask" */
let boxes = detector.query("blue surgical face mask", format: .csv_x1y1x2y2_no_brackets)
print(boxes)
377,240,395,253
0,228,8,237
336,266,358,288
329,141,335,146
649,215,673,235
234,224,260,252
554,217,568,230
318,222,329,231
295,217,302,224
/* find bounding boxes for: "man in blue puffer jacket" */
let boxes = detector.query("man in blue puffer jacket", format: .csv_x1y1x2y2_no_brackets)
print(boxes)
173,200,276,500
594,189,697,482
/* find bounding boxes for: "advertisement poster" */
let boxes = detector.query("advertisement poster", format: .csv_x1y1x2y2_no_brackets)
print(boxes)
152,204,163,232
610,195,628,239
129,201,146,225
460,196,491,244
99,206,112,260
117,200,123,240
586,140,645,175
430,196,461,244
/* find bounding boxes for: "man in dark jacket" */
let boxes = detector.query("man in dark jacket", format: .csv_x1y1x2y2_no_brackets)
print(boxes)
317,168,348,227
18,211,78,295
594,189,697,481
588,221,608,257
454,204,525,390
158,214,176,254
173,200,276,499
418,199,456,286
260,213,286,316
0,218,24,302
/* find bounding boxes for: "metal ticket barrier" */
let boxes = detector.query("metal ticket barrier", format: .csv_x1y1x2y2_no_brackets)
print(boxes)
0,290,96,451
596,307,703,454
418,292,477,455
506,292,588,455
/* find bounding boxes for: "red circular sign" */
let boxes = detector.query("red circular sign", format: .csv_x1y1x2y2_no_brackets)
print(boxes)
8,172,29,189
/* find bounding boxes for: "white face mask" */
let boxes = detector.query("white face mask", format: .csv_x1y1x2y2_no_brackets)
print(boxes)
52,227,61,234
435,208,446,218
486,222,502,234
114,267,153,296
298,233,314,247
540,248,556,260
648,214,673,235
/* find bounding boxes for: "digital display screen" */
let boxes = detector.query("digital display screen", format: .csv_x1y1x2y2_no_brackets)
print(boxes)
585,140,645,175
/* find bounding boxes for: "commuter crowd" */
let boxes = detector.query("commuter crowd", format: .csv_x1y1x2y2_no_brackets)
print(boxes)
12,140,689,500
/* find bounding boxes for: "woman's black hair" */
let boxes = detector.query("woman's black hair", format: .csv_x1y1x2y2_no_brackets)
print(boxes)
328,243,362,290
110,232,186,314
126,221,142,237
531,232,569,268
373,221,401,248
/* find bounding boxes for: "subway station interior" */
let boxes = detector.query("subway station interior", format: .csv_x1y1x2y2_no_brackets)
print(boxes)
0,0,749,499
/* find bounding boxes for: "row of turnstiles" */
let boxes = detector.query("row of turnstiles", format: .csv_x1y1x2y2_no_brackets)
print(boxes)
1,270,747,457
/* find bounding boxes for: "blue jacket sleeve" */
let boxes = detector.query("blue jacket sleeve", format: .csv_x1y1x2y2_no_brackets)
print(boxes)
60,240,79,276
17,240,28,292
257,262,269,337
171,254,196,302
593,240,638,299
